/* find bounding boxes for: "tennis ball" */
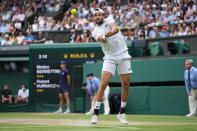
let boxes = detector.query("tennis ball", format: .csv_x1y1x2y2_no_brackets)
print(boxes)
117,26,121,30
71,9,77,15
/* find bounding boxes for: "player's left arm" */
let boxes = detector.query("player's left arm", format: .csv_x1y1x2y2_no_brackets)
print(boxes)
105,22,119,37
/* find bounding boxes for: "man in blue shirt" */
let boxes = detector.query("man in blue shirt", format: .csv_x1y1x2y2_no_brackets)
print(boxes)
24,32,35,44
184,59,197,117
54,60,71,114
85,72,110,115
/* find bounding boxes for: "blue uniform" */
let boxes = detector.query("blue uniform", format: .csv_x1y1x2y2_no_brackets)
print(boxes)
184,67,197,95
86,77,100,96
59,68,70,93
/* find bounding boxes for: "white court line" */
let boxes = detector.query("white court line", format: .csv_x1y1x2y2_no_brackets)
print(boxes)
0,126,50,129
51,126,141,131
0,126,141,130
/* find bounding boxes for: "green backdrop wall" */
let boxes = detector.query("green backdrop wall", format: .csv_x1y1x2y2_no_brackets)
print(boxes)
109,86,188,115
83,56,197,83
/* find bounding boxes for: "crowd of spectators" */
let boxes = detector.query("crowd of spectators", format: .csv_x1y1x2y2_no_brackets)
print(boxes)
0,0,197,45
66,0,197,42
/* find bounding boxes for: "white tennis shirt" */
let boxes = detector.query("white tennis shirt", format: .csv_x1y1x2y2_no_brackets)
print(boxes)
92,16,131,60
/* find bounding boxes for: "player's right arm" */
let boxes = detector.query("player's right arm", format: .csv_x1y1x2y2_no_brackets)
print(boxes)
105,22,119,37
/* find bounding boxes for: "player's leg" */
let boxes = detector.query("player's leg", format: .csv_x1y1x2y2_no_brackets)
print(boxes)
120,73,130,111
117,59,132,124
91,96,96,113
103,85,110,115
91,59,116,124
91,71,112,124
54,93,64,113
116,73,130,124
63,92,70,114
96,72,112,101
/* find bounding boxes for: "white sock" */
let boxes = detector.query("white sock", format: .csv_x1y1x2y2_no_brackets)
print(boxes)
59,107,63,110
121,101,127,108
66,107,70,111
95,101,101,109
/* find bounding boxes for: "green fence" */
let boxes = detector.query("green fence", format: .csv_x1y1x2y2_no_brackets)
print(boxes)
109,86,188,115
83,56,197,83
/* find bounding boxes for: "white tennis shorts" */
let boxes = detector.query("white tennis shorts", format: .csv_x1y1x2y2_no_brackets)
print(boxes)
102,59,132,75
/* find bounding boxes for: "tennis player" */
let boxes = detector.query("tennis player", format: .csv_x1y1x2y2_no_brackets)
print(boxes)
90,8,132,124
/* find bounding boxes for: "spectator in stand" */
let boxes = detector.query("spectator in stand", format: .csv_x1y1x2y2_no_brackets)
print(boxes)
35,32,46,43
0,22,8,33
177,25,187,36
1,34,12,45
27,25,33,32
170,25,178,36
0,33,5,44
40,24,50,31
159,25,170,37
2,10,12,21
15,84,29,104
25,6,34,18
77,15,88,27
1,84,12,104
58,22,67,31
38,15,47,29
9,23,16,33
46,1,62,13
82,30,91,42
1,0,197,44
83,22,91,31
191,22,197,32
14,19,22,31
24,32,35,45
16,32,25,45
32,20,39,32
9,32,17,44
74,34,84,43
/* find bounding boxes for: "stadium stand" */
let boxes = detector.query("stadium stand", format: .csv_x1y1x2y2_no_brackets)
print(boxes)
0,0,196,45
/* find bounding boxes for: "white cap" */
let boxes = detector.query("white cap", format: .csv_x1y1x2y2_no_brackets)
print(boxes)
93,8,104,15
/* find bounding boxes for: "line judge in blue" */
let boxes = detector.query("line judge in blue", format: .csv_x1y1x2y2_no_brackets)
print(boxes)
85,72,110,115
54,60,71,114
184,59,197,117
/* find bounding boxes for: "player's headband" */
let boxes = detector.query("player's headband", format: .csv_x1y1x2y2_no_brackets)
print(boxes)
93,8,104,15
